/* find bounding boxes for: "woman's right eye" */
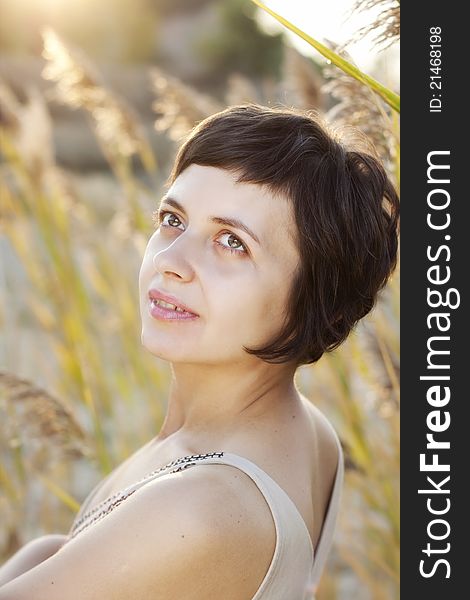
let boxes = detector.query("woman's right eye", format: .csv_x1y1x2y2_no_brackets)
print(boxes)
152,210,184,230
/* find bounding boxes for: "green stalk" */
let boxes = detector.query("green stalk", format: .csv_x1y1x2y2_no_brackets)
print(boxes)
250,0,400,113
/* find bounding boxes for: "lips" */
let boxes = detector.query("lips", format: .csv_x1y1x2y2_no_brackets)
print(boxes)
148,288,199,316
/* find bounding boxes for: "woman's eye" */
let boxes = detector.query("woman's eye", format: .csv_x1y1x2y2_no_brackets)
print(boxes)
152,210,184,230
151,211,247,256
216,232,248,255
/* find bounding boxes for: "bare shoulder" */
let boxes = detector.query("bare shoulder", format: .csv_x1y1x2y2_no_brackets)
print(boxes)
0,463,275,600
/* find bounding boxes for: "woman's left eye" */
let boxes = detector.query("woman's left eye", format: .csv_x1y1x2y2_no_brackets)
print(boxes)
216,232,248,255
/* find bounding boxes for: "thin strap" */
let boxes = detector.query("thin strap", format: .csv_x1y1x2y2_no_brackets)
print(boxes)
310,428,344,589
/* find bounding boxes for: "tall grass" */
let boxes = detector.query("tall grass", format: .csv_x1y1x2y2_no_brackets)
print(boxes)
0,11,399,599
0,32,168,546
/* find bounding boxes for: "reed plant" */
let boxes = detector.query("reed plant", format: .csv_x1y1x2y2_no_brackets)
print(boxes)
0,32,168,549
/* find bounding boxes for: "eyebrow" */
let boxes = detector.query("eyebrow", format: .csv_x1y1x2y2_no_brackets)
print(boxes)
159,195,261,245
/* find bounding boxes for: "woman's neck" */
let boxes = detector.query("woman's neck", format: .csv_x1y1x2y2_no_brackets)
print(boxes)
155,360,300,441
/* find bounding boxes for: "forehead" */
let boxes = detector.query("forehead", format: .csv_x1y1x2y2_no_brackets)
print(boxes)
166,164,299,254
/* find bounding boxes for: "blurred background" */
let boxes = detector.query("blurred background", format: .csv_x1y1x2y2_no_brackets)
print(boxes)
0,1,400,598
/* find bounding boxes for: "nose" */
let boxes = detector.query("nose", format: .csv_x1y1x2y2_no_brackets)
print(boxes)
152,238,195,282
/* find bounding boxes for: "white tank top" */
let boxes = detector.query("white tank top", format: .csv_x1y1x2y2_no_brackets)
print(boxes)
68,431,344,599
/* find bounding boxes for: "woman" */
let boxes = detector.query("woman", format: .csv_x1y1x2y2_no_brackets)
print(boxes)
0,104,399,599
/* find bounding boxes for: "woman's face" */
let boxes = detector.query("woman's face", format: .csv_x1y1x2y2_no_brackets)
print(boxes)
139,164,300,365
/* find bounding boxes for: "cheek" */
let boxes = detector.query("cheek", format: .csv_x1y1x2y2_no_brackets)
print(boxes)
210,266,289,336
204,266,257,328
255,265,294,329
259,284,289,323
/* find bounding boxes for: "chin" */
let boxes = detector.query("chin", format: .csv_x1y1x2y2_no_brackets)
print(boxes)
140,328,192,362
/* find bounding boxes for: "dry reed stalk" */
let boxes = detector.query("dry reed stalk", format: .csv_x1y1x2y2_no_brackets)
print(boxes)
278,45,323,110
0,371,89,556
0,79,79,215
344,0,400,52
0,371,91,465
151,66,222,141
321,40,397,171
1,63,159,474
0,80,53,182
225,72,262,106
41,28,155,174
327,317,399,598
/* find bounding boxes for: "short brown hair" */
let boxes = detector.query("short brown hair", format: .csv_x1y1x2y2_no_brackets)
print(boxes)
167,103,400,366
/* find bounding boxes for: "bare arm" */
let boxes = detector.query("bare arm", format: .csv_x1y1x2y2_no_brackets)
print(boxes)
0,534,68,588
0,466,275,599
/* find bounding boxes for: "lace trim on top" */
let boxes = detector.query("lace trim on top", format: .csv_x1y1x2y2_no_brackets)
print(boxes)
68,452,224,540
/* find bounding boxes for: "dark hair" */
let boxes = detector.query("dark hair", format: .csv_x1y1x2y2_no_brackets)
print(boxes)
166,103,400,367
